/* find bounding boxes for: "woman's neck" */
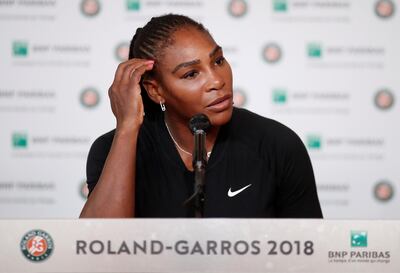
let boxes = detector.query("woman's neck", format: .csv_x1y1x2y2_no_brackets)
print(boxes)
164,113,219,160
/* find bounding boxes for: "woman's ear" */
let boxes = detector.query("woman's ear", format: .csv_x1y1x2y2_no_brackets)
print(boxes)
142,79,165,103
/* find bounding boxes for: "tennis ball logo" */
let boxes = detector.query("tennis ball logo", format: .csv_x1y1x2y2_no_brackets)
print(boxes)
228,0,248,18
20,230,54,262
80,88,100,108
233,89,247,107
80,180,90,199
374,89,395,110
375,0,395,19
115,42,130,62
374,181,394,202
262,43,282,64
80,0,101,17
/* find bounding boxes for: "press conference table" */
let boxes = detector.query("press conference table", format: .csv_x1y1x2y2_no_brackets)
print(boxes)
1,219,399,273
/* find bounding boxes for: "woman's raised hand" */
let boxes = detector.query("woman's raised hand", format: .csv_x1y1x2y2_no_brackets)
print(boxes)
108,59,154,131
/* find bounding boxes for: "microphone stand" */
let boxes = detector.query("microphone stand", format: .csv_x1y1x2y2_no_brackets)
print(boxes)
183,113,211,218
192,129,207,218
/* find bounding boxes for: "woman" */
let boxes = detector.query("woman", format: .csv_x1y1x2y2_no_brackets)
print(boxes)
80,14,323,218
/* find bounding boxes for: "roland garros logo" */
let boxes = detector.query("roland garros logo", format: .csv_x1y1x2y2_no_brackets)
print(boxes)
20,230,54,262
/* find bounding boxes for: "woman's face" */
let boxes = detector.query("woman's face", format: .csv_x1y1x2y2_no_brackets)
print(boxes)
154,26,233,127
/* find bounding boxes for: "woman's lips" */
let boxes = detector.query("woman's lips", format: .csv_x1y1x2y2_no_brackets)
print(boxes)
206,94,233,112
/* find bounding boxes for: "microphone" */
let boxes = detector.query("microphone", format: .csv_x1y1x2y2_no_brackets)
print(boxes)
185,114,211,217
189,113,211,168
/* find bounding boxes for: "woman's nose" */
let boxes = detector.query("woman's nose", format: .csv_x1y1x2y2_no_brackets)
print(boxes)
205,69,225,91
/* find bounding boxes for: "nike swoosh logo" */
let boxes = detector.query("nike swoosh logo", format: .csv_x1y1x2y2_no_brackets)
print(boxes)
227,184,252,197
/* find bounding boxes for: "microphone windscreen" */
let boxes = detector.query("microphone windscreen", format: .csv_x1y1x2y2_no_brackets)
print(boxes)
188,114,211,134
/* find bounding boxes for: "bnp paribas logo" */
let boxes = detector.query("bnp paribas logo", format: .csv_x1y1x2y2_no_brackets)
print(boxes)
13,41,28,57
20,230,54,262
308,43,322,58
273,0,287,12
307,135,322,149
12,132,28,148
351,231,368,248
127,0,140,11
80,0,101,17
272,88,287,104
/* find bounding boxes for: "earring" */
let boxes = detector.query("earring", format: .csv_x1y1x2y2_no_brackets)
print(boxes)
160,101,166,112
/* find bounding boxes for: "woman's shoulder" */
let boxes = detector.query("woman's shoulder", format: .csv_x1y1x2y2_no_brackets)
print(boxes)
88,129,116,161
230,108,309,163
94,129,115,143
231,107,300,142
88,115,158,160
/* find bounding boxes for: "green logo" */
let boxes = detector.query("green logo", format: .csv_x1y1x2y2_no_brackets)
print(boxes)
20,230,54,262
12,133,28,148
126,0,140,10
273,0,287,12
351,231,368,247
307,135,321,149
272,89,287,104
13,41,28,57
308,43,322,58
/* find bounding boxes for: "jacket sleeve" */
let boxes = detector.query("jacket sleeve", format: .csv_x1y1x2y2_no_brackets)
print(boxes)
275,129,323,218
86,131,114,196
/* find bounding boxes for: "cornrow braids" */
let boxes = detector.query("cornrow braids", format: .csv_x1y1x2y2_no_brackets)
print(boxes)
128,14,210,118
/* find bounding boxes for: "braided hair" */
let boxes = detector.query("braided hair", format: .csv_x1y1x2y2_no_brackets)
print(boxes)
128,14,210,118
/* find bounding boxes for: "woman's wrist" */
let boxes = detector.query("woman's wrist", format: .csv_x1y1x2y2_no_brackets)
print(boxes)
115,123,141,137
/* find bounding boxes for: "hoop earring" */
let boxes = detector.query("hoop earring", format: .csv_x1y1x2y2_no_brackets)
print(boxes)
160,101,166,112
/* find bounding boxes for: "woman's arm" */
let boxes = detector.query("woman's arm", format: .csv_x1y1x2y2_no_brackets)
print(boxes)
79,127,139,218
79,59,154,218
275,128,323,218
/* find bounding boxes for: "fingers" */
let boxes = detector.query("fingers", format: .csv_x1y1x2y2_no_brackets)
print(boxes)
108,59,154,103
107,58,154,130
121,60,154,85
113,58,154,84
113,61,131,83
128,61,154,84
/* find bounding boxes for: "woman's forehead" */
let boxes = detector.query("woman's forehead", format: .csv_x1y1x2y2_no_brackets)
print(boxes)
158,27,217,68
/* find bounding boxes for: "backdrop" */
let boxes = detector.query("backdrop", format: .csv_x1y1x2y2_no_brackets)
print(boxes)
0,0,398,218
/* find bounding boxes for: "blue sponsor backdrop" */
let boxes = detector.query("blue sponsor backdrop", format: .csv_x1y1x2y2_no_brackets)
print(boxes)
0,0,398,218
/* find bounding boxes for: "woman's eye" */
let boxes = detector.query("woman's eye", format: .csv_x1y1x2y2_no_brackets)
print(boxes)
182,71,198,79
215,56,225,65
